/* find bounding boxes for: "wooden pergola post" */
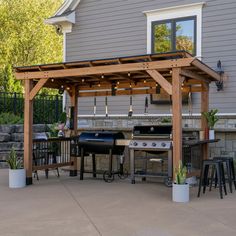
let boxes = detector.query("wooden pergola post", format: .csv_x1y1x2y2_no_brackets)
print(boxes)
172,68,183,177
69,85,79,176
24,79,34,185
201,82,210,159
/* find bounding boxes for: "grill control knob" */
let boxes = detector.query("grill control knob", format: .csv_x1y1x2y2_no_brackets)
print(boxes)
143,142,147,147
133,142,138,146
161,142,166,147
152,142,157,147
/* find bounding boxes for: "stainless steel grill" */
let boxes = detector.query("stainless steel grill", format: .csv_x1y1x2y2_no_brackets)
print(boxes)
129,125,173,186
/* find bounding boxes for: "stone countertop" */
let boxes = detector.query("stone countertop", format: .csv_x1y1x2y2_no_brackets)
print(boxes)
77,127,236,132
77,127,133,132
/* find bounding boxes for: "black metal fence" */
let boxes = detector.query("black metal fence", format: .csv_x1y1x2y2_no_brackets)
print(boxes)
0,92,63,124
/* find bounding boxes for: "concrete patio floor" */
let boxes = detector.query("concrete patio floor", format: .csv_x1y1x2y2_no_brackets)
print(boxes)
0,169,236,236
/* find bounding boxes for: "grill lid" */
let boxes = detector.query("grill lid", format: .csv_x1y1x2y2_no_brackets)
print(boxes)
79,131,125,154
133,125,172,138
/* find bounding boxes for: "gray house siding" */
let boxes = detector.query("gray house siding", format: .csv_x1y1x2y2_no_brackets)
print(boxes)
65,0,236,115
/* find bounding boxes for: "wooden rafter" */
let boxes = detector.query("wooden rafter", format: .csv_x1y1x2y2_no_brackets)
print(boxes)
29,78,48,100
146,70,172,95
191,60,220,81
181,69,211,83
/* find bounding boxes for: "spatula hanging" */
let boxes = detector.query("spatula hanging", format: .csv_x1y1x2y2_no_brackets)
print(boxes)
93,97,96,116
105,96,108,117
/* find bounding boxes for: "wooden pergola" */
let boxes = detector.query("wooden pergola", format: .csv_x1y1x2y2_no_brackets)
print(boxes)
15,51,220,185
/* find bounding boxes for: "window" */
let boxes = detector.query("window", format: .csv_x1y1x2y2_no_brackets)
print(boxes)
152,16,196,55
144,2,204,58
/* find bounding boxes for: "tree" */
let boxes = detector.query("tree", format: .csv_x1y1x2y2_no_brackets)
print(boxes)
0,0,63,93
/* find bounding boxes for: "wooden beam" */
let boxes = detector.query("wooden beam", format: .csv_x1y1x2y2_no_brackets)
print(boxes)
15,58,194,80
181,69,211,83
78,88,156,97
24,80,34,185
182,86,206,93
172,68,183,179
69,86,79,177
201,82,209,160
29,78,48,100
78,81,156,91
70,86,79,133
191,60,221,81
146,69,173,95
33,162,73,171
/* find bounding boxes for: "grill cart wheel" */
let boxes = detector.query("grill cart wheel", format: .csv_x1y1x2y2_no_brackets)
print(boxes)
164,177,172,187
118,169,129,179
103,171,115,183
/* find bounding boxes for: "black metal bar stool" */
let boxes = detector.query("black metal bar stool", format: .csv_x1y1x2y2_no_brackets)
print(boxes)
198,159,227,199
213,157,236,193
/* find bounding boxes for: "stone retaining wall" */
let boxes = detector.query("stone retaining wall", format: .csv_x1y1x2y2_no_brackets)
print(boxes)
0,124,47,168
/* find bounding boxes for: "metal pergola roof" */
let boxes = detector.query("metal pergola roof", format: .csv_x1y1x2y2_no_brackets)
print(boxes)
15,51,220,98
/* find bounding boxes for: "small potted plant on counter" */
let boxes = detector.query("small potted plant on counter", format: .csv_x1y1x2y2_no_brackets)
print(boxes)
172,161,189,203
7,148,26,188
202,109,219,140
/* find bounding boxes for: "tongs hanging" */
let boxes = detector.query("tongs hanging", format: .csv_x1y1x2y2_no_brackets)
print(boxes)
93,97,96,116
128,96,133,117
144,96,148,114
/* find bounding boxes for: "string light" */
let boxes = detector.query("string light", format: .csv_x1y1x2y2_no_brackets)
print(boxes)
128,72,131,77
98,83,101,87
144,79,147,84
51,79,54,82
82,79,85,83
101,74,104,79
117,81,120,85
67,87,70,90
129,83,132,88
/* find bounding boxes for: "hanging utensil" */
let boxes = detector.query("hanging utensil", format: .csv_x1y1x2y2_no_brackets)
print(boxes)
128,95,133,117
93,97,96,116
105,96,108,117
144,96,149,114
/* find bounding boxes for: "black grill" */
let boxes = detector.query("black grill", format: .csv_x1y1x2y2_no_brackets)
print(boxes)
79,131,125,155
79,131,126,182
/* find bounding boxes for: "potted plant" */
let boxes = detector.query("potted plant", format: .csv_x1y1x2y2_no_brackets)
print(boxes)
172,161,189,203
202,109,219,140
6,148,26,188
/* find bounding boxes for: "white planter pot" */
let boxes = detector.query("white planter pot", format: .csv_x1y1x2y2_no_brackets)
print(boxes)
172,183,189,203
9,169,26,188
209,130,215,140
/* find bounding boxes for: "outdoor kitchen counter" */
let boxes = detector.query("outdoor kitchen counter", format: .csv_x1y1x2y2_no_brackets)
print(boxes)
183,139,220,147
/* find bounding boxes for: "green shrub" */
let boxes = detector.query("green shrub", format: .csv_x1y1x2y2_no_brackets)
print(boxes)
175,161,187,184
48,123,58,137
202,109,219,129
0,112,23,124
6,148,22,169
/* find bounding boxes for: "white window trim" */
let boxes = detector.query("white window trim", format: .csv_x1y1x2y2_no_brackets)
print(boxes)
144,2,205,59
